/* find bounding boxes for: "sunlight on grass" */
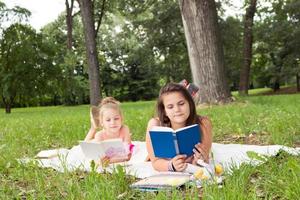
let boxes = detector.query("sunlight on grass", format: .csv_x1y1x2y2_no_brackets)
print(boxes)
0,94,299,199
231,87,272,96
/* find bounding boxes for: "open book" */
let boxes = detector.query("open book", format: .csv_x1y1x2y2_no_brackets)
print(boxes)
149,124,201,158
79,139,128,160
130,172,191,191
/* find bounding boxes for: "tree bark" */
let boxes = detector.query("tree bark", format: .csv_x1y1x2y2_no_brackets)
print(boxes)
239,0,257,96
65,0,74,50
95,0,106,38
2,96,12,114
296,73,300,92
5,103,11,114
179,0,231,104
77,0,101,106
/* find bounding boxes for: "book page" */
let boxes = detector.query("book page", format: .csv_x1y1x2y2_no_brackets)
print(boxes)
150,126,174,132
79,139,127,160
101,139,128,158
131,173,191,190
175,124,198,133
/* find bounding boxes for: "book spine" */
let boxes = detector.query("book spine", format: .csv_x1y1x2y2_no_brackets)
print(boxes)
173,133,180,155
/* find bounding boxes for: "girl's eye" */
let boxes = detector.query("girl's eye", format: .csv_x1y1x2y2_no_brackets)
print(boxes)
114,117,120,120
166,105,173,109
106,119,111,122
179,102,185,106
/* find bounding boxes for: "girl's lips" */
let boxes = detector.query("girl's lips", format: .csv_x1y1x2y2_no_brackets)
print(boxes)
174,114,183,117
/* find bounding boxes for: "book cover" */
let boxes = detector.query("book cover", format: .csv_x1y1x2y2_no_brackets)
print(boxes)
149,124,201,158
187,83,199,97
130,172,191,191
179,79,199,97
79,139,128,160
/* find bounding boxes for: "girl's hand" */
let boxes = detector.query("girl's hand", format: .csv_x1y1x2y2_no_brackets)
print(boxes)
192,143,209,164
100,156,110,167
185,155,194,163
126,153,132,161
171,154,187,172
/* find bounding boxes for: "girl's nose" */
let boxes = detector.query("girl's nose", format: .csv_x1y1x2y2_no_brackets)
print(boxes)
174,105,180,112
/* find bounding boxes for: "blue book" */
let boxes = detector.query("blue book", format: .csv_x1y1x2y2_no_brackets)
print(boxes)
149,124,201,158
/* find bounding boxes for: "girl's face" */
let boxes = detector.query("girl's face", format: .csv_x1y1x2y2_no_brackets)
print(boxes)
101,108,122,135
162,92,190,129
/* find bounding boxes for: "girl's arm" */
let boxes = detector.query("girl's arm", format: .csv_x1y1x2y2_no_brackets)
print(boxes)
84,108,99,141
84,127,97,141
121,125,132,144
193,116,213,163
146,118,187,172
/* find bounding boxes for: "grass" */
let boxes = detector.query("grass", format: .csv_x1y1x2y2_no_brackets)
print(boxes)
0,92,299,199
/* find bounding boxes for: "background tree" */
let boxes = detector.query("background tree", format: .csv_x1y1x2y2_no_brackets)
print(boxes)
179,0,231,104
239,0,257,95
252,0,300,91
77,0,101,106
0,1,31,33
0,24,57,113
41,14,89,105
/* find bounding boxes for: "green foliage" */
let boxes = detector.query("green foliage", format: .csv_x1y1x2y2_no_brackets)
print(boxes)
41,15,90,105
120,0,191,83
0,23,59,111
252,0,300,89
95,10,160,101
0,2,31,31
219,16,243,90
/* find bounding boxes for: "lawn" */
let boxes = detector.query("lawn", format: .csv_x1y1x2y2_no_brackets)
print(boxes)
0,92,299,199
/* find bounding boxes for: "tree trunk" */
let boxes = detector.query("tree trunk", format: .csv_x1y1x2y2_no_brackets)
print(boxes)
239,0,257,96
273,79,280,92
296,73,300,92
2,96,12,114
65,0,74,50
179,0,231,104
77,0,101,106
5,103,11,114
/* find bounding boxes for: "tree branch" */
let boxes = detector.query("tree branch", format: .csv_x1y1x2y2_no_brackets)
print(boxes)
95,0,106,38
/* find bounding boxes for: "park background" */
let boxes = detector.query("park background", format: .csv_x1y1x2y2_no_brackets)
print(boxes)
0,0,299,199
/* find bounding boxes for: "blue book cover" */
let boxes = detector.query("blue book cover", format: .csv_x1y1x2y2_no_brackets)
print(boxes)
149,124,201,159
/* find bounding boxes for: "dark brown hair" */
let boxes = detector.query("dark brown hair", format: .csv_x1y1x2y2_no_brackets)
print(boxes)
156,82,199,127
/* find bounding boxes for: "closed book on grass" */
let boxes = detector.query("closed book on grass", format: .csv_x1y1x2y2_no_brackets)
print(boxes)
149,124,201,158
79,139,128,160
130,172,191,191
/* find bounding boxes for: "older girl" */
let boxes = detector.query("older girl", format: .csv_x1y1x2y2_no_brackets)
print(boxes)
146,83,212,172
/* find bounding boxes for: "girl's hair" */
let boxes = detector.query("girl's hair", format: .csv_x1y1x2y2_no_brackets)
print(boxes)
90,97,122,128
156,82,199,127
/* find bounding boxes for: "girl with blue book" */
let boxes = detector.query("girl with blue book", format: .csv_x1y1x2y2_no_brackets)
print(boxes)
146,83,213,172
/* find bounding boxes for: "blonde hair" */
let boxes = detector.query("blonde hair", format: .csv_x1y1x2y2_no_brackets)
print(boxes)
90,97,123,129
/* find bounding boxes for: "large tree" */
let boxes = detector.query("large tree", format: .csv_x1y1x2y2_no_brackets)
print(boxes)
0,24,56,113
239,0,257,95
65,0,76,50
179,0,231,104
77,0,101,106
252,0,300,91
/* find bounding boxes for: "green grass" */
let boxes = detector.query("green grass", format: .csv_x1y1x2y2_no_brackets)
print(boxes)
0,93,299,199
231,87,272,96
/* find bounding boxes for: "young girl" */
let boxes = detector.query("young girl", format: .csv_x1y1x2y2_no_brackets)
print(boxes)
146,83,213,172
84,97,133,163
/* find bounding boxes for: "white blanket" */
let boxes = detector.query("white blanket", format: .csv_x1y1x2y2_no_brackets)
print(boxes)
29,142,300,179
